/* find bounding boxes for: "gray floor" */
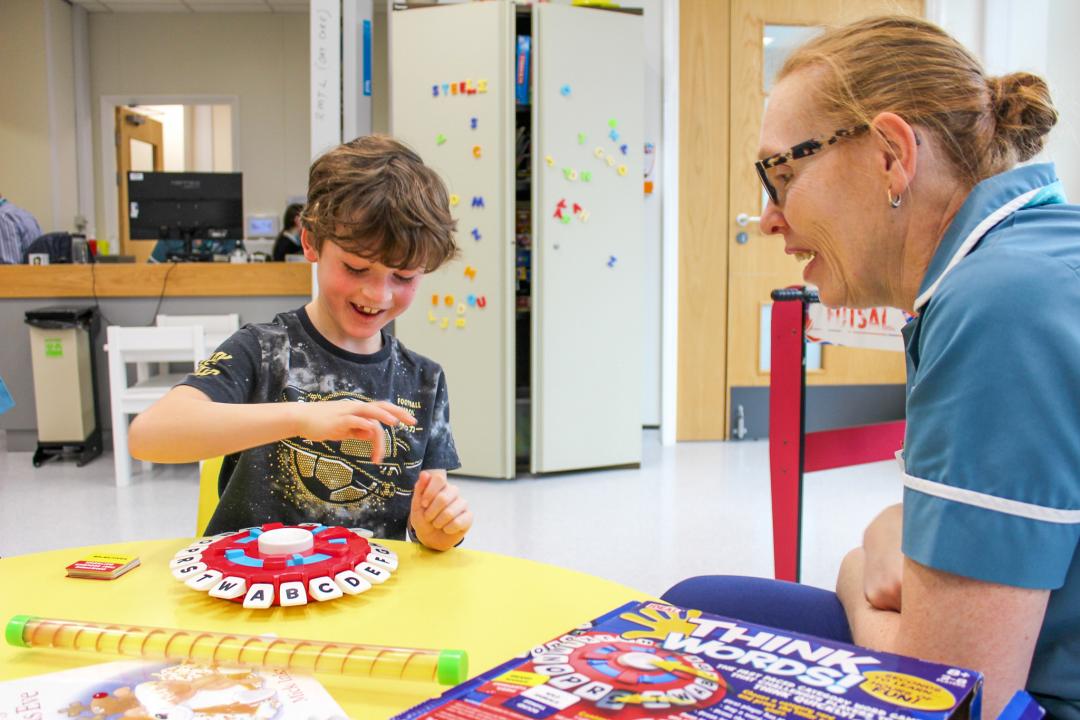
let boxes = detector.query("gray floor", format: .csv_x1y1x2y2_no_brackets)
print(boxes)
0,431,900,597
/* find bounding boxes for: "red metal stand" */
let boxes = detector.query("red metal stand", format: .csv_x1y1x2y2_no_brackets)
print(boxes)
768,287,905,582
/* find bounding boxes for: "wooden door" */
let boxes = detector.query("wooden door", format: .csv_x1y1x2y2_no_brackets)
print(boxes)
726,0,921,437
116,106,164,262
390,2,515,478
678,0,920,440
530,4,644,472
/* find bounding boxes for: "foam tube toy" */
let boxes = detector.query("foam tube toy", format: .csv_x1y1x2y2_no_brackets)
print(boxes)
5,615,467,685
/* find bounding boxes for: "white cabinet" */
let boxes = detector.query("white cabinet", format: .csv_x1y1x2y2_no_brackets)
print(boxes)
391,1,643,478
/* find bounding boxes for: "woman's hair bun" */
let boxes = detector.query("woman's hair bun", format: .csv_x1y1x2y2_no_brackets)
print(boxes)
987,72,1058,162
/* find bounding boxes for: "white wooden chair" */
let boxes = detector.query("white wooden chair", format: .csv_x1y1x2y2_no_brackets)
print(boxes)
106,325,206,487
155,313,240,353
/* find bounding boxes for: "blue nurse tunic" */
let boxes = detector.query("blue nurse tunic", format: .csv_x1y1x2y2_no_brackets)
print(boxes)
901,163,1080,717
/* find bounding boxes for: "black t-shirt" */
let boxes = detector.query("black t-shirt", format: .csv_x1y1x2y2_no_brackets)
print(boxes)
272,231,302,261
180,307,460,538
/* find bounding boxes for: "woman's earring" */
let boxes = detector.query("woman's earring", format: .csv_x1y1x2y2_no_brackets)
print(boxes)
888,189,902,209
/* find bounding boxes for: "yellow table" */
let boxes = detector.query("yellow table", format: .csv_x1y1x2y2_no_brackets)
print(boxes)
0,538,648,717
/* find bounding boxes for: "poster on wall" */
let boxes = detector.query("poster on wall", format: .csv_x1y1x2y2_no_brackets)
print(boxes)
311,0,342,160
805,304,910,352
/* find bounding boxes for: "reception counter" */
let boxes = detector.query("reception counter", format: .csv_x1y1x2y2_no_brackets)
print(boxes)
0,263,313,451
0,263,312,298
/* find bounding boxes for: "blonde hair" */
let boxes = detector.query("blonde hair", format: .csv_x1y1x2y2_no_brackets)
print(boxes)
303,134,458,272
779,15,1058,186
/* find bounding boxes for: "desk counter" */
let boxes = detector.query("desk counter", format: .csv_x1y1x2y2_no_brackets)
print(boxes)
0,264,312,449
0,538,647,717
0,263,312,299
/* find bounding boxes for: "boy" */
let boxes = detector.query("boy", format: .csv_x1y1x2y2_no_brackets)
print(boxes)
129,136,472,551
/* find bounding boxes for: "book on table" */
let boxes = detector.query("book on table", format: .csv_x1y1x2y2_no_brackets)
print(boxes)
64,553,140,580
0,659,347,718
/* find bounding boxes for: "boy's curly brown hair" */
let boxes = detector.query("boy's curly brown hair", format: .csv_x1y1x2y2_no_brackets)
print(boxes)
302,135,458,271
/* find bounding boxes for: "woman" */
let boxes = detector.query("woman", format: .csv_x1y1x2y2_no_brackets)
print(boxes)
272,202,304,261
666,16,1079,718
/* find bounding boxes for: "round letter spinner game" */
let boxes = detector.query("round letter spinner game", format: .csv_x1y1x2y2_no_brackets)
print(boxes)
531,640,726,717
169,523,398,609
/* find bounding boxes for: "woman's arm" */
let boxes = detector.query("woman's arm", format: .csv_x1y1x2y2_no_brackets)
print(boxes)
861,503,905,611
837,548,1048,718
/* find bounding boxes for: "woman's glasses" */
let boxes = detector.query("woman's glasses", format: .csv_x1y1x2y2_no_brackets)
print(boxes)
755,125,869,206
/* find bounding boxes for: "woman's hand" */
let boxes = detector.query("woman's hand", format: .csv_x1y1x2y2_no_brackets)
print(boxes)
293,400,415,463
409,470,473,551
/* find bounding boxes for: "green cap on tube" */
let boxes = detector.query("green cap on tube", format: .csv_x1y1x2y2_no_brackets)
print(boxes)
436,649,468,686
5,615,34,648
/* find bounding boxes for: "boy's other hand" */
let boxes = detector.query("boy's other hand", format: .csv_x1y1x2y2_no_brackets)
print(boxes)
295,400,415,464
409,470,472,551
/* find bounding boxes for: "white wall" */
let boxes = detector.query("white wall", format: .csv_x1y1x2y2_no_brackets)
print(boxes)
212,105,234,172
73,5,95,232
190,105,215,172
1043,0,1080,199
45,0,78,234
88,12,311,245
0,0,79,234
933,0,1080,198
0,0,50,227
628,0,664,427
140,105,186,172
927,0,984,59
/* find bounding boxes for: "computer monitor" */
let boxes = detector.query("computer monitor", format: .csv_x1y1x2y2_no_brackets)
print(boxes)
127,172,243,260
246,214,279,238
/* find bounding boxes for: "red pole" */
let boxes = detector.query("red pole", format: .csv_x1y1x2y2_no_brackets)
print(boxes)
768,288,808,582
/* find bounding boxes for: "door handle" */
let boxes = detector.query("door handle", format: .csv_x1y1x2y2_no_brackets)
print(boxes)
735,213,761,244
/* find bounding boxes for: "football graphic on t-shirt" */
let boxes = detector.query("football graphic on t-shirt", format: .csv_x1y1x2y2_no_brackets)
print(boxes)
279,387,422,506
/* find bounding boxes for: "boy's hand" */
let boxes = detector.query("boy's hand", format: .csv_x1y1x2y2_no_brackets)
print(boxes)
294,400,415,464
409,470,472,551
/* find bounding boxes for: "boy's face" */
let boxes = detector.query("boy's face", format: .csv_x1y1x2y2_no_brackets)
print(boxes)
303,231,423,341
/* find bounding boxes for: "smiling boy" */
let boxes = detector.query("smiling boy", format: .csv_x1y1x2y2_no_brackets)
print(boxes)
129,136,472,551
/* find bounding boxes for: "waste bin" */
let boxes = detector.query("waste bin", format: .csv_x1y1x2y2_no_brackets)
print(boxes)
23,306,103,467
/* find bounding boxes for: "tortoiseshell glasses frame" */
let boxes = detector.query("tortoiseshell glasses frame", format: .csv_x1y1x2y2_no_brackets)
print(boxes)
755,124,870,206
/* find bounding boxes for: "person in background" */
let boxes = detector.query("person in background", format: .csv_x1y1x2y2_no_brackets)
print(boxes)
663,15,1079,718
0,195,43,264
272,203,304,261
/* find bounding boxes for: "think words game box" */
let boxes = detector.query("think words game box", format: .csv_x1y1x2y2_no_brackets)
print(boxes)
394,600,982,720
